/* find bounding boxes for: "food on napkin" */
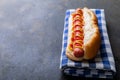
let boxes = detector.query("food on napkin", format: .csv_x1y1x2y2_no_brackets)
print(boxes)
66,7,101,61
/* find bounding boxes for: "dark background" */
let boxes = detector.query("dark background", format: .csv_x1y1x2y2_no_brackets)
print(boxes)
0,0,120,80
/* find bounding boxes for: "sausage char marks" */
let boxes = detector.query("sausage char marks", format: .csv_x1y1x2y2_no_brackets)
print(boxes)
66,8,84,60
72,9,84,58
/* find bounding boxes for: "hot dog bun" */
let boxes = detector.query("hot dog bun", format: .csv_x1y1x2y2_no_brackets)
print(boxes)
66,7,101,61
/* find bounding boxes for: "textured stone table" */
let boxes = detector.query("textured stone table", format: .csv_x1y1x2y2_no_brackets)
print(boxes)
0,0,120,80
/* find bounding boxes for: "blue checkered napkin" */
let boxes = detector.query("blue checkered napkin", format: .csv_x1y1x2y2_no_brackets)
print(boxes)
60,9,116,78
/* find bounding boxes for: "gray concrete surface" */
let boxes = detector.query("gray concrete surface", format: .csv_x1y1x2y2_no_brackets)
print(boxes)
0,0,120,80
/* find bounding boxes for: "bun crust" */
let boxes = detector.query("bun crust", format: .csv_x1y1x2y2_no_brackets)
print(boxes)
66,7,101,61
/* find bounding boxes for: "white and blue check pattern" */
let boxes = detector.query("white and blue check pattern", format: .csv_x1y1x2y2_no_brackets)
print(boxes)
60,9,116,78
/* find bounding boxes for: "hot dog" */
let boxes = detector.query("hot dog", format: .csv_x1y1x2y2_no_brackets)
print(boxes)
66,7,101,61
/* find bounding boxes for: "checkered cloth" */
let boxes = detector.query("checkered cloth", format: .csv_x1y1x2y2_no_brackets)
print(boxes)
60,9,116,78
